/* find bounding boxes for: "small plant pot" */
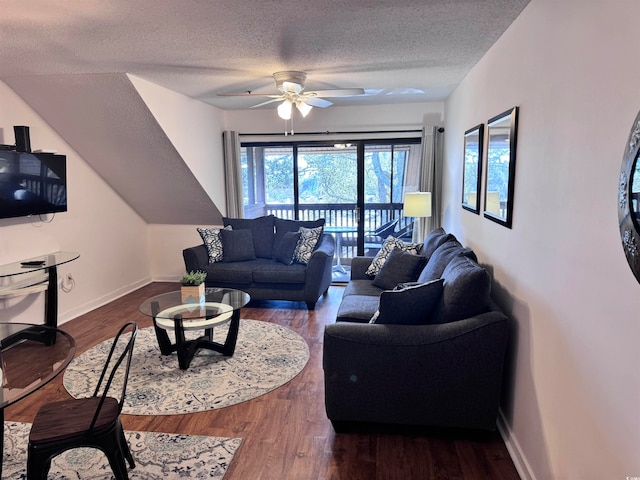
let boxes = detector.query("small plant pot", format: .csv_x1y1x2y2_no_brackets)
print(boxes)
181,283,205,304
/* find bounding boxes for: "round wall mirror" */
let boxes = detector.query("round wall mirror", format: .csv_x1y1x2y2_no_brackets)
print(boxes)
618,110,640,282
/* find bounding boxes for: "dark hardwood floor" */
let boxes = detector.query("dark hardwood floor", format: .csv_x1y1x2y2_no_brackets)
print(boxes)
6,282,520,479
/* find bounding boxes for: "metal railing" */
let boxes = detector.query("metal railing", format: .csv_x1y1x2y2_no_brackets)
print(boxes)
258,203,411,263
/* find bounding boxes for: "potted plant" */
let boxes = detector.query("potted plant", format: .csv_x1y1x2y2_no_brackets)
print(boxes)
180,270,207,303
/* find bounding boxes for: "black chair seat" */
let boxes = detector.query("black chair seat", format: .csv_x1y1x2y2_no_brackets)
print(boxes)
29,397,119,444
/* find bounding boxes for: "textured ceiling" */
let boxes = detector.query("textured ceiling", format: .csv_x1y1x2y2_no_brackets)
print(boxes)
0,0,531,111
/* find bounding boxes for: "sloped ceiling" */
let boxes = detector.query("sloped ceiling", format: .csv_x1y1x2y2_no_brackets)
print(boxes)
2,73,222,224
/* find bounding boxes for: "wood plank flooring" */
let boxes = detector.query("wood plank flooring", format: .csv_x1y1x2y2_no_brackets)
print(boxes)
5,282,521,479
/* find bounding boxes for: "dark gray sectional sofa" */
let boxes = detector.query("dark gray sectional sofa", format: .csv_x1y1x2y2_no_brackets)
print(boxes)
323,227,509,430
183,215,335,310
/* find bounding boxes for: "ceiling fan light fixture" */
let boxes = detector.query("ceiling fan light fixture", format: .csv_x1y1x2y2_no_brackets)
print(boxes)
296,100,313,118
277,100,293,120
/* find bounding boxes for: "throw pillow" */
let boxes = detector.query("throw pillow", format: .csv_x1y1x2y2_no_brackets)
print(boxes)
273,217,325,257
219,229,256,262
223,215,275,259
197,225,232,263
372,249,427,290
273,231,301,265
372,278,445,325
365,235,423,276
294,226,323,264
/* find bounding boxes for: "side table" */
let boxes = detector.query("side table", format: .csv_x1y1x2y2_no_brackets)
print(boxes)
0,252,79,331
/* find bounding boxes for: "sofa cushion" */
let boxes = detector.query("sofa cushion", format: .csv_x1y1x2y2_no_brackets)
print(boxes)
365,235,423,276
372,278,444,325
372,249,427,290
431,255,491,324
273,231,301,265
417,239,477,282
197,225,232,263
422,228,455,260
336,294,382,323
201,260,261,284
343,279,385,298
223,215,275,259
294,226,323,264
220,229,257,262
273,217,325,257
253,261,307,284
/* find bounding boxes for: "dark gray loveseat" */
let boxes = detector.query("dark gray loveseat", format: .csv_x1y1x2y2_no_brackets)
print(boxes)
183,215,335,310
323,228,509,430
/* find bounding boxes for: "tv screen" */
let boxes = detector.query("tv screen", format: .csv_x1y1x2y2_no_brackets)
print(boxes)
0,151,67,219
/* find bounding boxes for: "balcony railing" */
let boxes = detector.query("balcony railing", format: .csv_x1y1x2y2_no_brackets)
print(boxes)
255,202,412,264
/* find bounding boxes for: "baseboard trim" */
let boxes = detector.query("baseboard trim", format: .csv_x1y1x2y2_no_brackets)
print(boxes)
58,277,152,325
497,409,535,480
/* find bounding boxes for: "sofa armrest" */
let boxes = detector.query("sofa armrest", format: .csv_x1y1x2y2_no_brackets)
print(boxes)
350,256,374,280
303,234,335,305
183,244,209,272
323,309,509,429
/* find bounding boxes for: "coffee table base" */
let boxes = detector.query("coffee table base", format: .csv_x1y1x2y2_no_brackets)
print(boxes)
152,309,241,370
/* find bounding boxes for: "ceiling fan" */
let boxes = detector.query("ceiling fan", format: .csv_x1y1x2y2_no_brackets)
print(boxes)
217,71,365,120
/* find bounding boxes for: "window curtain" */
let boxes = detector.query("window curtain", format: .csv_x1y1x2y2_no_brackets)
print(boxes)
223,130,244,218
415,126,444,240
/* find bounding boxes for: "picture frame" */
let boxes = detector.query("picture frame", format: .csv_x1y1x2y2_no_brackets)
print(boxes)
462,124,484,214
483,106,519,228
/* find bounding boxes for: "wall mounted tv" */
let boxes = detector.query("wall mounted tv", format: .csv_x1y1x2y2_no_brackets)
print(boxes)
0,151,67,219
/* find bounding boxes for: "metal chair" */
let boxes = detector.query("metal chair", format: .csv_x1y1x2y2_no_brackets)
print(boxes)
27,322,138,480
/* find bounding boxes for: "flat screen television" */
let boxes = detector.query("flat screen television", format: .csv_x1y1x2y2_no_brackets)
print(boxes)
0,151,67,219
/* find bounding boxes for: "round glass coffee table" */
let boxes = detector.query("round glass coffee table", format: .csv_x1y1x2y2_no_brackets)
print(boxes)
139,288,250,370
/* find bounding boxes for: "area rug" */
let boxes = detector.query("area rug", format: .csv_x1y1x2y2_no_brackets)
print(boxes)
64,319,309,415
2,421,241,479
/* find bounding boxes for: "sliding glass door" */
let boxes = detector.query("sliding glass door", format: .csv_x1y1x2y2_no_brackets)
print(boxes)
241,138,421,278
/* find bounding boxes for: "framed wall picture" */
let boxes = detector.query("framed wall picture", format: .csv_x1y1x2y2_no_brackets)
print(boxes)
483,106,519,228
462,124,484,214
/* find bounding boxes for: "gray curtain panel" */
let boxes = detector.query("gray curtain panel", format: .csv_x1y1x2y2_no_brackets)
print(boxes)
223,130,244,218
418,126,444,239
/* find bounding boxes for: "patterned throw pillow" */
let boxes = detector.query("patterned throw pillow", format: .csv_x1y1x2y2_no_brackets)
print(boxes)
197,225,232,263
365,235,423,276
293,226,323,265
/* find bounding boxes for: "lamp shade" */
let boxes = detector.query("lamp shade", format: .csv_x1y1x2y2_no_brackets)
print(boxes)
296,100,313,117
404,192,432,217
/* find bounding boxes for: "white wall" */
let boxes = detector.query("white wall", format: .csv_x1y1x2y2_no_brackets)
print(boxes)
444,0,640,478
128,75,227,210
0,81,151,324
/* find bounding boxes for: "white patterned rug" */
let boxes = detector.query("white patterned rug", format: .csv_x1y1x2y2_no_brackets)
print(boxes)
64,319,309,415
2,421,241,479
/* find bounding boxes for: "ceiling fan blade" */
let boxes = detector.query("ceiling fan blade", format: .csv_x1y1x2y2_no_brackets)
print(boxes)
250,97,285,108
307,88,365,98
303,97,333,108
217,93,282,97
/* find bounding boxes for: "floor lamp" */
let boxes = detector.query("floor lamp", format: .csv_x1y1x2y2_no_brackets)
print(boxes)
403,192,432,243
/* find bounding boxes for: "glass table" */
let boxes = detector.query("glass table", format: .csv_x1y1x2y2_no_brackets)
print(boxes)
139,288,250,370
0,322,76,477
0,251,80,330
